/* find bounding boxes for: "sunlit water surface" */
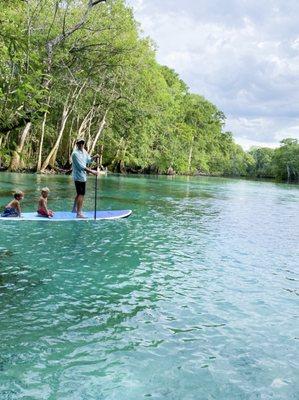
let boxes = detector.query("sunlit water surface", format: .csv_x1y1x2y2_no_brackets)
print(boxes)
0,172,298,400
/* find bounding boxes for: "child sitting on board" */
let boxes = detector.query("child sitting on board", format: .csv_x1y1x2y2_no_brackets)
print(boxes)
37,187,54,218
1,190,24,217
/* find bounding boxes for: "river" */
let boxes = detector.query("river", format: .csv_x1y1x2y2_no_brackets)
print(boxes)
0,172,298,399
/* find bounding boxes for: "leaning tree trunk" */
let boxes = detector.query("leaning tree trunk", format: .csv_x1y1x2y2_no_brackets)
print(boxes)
37,98,50,172
67,116,76,164
40,103,70,171
40,83,86,172
68,107,94,163
8,122,32,171
88,109,108,155
77,108,93,141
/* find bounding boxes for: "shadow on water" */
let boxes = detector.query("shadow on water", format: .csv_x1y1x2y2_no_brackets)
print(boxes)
0,249,13,259
0,247,50,303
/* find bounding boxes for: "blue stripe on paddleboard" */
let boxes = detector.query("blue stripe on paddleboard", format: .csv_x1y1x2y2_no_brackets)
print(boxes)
0,210,132,221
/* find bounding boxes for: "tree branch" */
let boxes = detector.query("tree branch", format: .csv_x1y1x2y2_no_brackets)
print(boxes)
46,0,106,57
90,0,107,6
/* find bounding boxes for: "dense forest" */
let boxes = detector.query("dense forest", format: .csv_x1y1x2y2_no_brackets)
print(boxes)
0,0,298,182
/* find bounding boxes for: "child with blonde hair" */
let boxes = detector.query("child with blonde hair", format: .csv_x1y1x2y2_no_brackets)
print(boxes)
37,187,54,218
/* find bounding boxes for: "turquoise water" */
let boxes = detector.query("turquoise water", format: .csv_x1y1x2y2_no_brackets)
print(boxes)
0,172,298,400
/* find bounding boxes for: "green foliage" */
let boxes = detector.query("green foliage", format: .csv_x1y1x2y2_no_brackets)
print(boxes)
0,0,297,180
272,139,299,181
0,1,46,131
248,147,275,178
247,139,299,182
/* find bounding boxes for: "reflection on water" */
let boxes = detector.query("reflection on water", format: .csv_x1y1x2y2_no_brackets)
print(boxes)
0,172,298,399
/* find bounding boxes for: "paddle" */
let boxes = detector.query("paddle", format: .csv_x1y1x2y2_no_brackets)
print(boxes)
94,155,99,220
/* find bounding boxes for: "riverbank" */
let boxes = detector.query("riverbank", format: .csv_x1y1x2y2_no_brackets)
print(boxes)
1,168,297,184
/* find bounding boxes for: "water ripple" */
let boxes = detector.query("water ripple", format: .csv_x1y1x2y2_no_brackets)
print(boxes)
0,174,298,399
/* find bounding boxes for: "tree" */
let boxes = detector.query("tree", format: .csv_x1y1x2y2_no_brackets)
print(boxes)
248,147,275,178
272,139,299,182
2,0,295,179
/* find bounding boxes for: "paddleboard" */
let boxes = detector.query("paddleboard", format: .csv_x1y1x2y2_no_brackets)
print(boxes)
0,210,132,221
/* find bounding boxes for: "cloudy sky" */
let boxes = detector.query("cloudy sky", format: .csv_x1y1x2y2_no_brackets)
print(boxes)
126,0,299,149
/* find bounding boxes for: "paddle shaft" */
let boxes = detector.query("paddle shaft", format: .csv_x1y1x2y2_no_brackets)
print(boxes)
94,156,99,220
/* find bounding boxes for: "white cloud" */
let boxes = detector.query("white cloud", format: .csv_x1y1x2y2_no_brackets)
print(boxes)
126,0,299,148
226,116,299,149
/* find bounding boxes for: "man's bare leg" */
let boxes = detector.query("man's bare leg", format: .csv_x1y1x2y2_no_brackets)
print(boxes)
76,195,86,218
72,195,78,213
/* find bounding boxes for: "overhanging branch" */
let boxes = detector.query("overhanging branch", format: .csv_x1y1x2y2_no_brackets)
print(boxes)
90,0,107,6
46,0,107,57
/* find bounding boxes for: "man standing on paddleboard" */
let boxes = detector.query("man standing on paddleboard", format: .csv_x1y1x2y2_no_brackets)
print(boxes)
72,138,99,218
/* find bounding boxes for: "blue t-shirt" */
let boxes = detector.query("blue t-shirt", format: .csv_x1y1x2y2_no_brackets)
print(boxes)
72,149,92,182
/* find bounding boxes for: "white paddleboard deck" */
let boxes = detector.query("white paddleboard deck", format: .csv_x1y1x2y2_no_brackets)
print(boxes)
0,210,132,221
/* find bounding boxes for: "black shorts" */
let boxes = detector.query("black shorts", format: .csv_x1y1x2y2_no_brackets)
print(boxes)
75,181,86,196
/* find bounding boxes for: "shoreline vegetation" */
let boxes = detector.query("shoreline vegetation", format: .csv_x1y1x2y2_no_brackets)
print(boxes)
0,1,298,183
0,169,298,187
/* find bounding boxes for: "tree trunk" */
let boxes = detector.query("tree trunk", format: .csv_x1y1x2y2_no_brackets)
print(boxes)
99,144,104,167
37,98,50,172
40,83,86,171
67,116,76,164
1,131,11,167
0,136,3,168
40,104,70,171
111,137,124,172
77,108,93,140
188,136,194,173
8,122,32,171
120,144,127,173
88,109,108,155
286,164,290,183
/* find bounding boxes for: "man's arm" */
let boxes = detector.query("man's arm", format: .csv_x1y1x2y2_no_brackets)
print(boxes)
85,151,100,163
85,167,98,176
85,152,99,164
85,152,99,175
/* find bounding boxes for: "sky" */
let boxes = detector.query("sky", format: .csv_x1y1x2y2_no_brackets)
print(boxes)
126,0,299,150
